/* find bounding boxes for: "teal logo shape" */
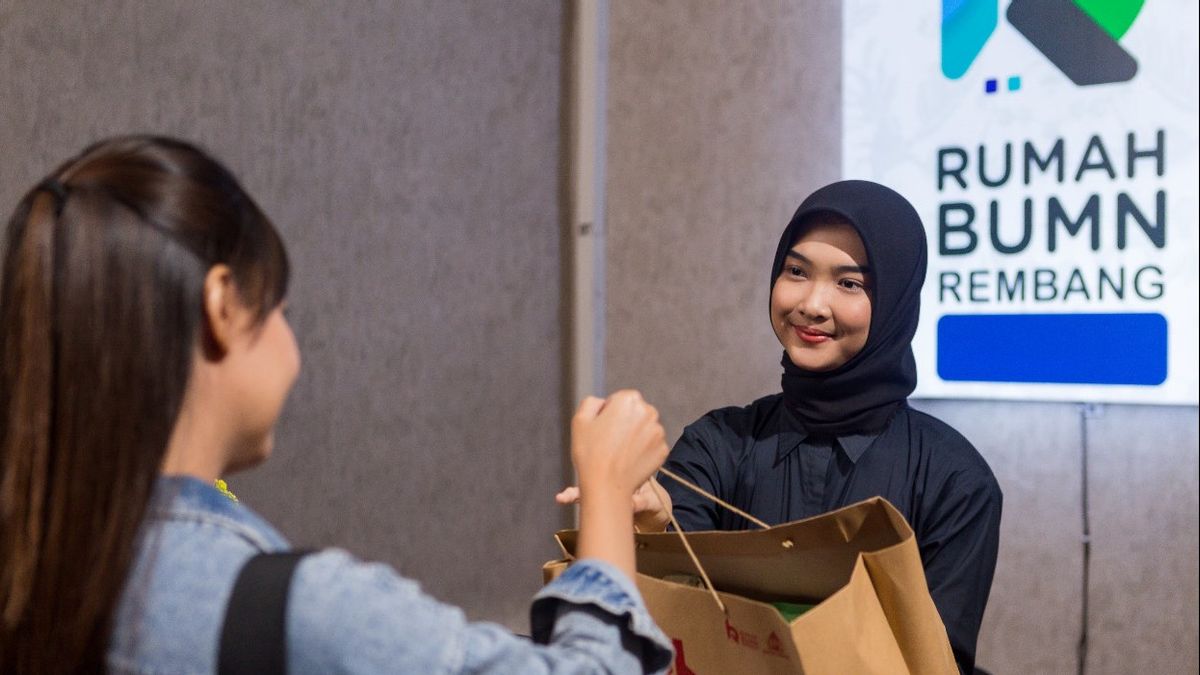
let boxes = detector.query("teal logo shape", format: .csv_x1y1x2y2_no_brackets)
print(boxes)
942,0,1143,86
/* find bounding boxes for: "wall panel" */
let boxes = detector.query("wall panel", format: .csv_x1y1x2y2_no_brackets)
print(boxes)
0,0,566,629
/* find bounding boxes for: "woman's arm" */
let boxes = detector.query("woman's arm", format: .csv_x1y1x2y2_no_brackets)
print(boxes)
918,470,1003,674
570,391,668,579
288,550,674,673
286,391,674,673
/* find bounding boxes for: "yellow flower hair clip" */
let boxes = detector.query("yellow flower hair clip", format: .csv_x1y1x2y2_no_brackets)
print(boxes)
214,479,239,502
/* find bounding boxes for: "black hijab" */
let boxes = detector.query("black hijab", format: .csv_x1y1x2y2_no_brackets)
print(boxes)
771,180,927,436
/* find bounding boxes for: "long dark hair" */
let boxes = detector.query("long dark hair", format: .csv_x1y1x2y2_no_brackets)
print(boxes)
0,135,289,672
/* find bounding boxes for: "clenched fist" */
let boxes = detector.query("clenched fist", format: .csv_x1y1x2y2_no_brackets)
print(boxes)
570,390,669,497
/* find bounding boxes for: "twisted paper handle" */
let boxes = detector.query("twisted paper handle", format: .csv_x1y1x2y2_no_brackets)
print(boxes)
650,467,772,614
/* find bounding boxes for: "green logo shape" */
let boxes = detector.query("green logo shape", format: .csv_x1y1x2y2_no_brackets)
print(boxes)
1074,0,1144,39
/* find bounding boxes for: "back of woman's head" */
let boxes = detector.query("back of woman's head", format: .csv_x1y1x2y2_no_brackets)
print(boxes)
0,135,288,672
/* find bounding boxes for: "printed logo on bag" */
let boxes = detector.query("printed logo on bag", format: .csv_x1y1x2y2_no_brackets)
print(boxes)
763,631,786,658
669,639,697,675
844,0,1199,405
943,0,1143,90
723,618,759,650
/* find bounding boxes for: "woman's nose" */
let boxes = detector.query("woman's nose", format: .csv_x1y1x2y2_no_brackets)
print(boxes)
797,283,832,319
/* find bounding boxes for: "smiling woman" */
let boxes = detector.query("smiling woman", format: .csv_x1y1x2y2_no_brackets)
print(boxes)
630,180,1004,674
770,215,873,373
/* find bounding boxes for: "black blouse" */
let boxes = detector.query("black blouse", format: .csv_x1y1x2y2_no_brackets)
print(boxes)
662,394,1002,673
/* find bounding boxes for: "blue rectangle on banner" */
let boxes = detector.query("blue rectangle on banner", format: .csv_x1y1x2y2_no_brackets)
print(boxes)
937,313,1168,385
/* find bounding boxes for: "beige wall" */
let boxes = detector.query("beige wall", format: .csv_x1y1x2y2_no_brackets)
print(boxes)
0,1,567,629
603,2,1199,673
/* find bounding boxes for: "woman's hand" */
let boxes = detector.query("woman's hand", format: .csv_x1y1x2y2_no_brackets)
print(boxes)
567,390,669,580
555,477,673,533
632,478,673,532
570,391,668,497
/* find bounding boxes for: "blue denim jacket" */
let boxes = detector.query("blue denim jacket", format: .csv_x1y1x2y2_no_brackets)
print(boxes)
106,476,673,674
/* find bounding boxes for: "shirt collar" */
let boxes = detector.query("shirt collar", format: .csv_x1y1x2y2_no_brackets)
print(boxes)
836,432,877,463
775,405,880,466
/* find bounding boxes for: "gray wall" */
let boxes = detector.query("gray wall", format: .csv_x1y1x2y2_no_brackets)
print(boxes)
603,2,1199,673
0,1,567,630
914,400,1200,674
606,0,843,423
4,2,1197,669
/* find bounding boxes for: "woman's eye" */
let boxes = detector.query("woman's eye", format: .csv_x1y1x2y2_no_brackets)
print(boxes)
840,279,865,291
786,265,805,277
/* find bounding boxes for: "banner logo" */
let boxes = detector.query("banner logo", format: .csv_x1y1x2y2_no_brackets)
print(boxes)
845,0,1198,404
942,0,1143,88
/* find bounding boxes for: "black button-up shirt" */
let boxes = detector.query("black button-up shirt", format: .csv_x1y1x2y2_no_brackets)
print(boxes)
662,394,1002,673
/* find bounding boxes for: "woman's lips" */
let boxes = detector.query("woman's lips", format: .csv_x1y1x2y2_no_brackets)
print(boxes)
794,326,833,344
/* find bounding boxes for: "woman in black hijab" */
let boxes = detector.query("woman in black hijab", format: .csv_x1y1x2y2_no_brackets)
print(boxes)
639,180,1000,673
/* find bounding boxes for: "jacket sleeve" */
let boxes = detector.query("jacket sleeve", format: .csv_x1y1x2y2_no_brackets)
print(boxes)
286,550,673,674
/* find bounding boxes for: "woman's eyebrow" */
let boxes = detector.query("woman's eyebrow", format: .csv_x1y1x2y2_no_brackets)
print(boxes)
786,251,870,275
835,264,871,275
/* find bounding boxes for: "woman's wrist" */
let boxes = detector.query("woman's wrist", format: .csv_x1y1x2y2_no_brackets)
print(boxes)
575,482,637,580
577,473,634,500
577,483,634,523
634,509,670,533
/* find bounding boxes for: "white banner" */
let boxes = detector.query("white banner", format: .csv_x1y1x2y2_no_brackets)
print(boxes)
843,0,1199,404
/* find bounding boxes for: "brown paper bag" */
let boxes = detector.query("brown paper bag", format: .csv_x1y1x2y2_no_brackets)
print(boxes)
543,497,956,674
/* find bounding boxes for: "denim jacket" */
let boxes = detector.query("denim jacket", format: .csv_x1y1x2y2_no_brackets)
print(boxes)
106,476,673,674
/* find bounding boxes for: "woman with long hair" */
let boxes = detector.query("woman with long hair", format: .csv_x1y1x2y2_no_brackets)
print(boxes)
0,135,672,673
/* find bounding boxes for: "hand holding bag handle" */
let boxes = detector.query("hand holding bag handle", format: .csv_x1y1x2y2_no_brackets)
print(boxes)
654,467,775,615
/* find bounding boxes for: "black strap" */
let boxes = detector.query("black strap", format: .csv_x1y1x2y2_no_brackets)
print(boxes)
218,551,311,675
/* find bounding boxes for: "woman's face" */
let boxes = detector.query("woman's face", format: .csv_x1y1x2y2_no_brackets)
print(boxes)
224,305,300,470
771,220,872,372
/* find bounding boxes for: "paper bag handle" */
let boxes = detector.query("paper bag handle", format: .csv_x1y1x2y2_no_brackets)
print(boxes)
658,467,771,530
645,469,770,615
650,482,728,614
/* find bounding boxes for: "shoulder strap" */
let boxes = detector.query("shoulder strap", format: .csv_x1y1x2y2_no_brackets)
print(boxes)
218,551,311,675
